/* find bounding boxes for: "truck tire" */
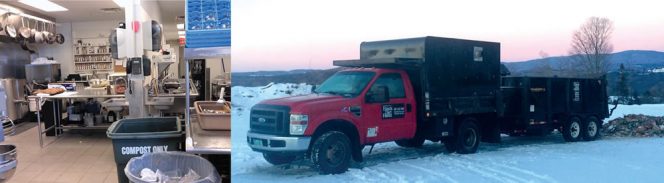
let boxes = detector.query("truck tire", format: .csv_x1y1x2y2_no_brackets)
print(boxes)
442,138,456,153
582,116,601,141
310,131,352,174
562,116,582,142
395,137,425,148
453,119,481,154
262,153,297,165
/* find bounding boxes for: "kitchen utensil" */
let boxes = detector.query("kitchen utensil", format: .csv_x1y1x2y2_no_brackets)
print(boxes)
34,21,44,43
40,22,49,43
55,33,64,44
195,101,231,130
29,19,38,42
18,17,31,40
2,14,17,38
162,82,180,90
46,23,55,44
88,79,110,88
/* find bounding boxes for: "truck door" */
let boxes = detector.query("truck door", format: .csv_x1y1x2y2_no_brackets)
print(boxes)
362,73,417,143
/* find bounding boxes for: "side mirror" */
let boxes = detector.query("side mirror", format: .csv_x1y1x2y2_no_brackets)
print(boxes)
366,85,389,103
311,85,320,93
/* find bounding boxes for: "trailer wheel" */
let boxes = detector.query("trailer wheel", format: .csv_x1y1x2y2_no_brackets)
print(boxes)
395,137,425,148
562,116,582,142
454,119,481,154
262,153,297,165
310,131,352,174
582,116,601,141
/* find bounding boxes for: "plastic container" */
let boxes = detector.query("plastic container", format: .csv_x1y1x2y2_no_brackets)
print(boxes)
125,152,220,183
107,117,184,183
194,101,230,130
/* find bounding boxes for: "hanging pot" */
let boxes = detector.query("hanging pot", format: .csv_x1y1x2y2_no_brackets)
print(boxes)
55,33,64,44
46,23,55,44
2,14,17,38
34,21,44,43
18,17,32,40
29,19,39,43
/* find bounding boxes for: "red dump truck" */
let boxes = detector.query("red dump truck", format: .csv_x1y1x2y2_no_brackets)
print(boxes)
247,36,609,174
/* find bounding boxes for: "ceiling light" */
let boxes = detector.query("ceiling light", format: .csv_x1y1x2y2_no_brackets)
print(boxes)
18,0,68,12
177,24,184,30
178,31,185,35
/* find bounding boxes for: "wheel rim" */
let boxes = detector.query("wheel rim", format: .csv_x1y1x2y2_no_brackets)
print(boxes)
325,141,346,166
588,120,597,137
570,121,580,138
464,128,477,148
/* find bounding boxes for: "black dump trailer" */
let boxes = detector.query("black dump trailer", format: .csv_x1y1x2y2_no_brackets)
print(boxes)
500,76,609,141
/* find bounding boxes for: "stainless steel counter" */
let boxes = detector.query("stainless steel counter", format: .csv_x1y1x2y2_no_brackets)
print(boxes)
186,116,231,154
28,90,124,99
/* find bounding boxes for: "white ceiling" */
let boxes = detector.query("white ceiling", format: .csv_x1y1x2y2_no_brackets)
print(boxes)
3,0,184,41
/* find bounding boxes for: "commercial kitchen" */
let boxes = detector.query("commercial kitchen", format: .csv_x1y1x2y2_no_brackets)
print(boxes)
0,0,231,182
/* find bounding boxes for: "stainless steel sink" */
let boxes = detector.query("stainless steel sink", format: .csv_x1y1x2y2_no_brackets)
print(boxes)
146,97,174,110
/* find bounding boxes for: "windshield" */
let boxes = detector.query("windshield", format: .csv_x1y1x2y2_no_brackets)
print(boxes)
314,71,375,97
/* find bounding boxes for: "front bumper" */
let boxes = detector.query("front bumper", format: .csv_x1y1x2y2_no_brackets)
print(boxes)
247,132,311,152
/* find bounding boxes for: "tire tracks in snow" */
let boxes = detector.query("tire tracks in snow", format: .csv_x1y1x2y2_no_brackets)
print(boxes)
444,157,523,183
453,156,558,183
398,161,459,183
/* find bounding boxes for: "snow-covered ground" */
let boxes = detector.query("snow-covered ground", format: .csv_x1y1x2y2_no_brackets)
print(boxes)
231,83,664,183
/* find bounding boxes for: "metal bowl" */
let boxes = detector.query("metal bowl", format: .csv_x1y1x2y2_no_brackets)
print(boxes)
0,145,16,165
0,159,17,181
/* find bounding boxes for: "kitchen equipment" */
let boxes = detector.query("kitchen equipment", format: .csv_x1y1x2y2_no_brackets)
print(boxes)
162,81,180,90
45,23,55,44
34,21,44,43
84,113,94,127
88,79,110,88
194,101,231,130
29,19,38,43
25,63,61,83
18,17,31,40
113,77,127,94
0,79,28,121
0,144,17,181
55,33,64,44
2,14,17,38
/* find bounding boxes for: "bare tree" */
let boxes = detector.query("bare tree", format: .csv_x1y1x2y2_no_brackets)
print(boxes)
568,17,614,77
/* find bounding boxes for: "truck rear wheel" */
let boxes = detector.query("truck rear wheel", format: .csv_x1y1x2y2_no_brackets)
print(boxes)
562,117,582,142
263,153,297,165
310,131,352,174
395,137,425,148
582,116,601,141
453,119,480,154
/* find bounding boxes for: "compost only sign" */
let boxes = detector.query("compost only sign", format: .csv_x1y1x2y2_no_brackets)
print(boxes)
121,145,169,155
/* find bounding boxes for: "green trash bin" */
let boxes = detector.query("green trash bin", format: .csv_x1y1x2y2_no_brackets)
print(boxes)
107,117,184,183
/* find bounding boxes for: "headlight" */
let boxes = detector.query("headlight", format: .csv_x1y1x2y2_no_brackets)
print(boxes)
289,114,309,135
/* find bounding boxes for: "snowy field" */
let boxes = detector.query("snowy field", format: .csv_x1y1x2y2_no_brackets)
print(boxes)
231,83,664,183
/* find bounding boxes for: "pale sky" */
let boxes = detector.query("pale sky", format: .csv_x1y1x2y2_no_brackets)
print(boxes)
232,0,664,72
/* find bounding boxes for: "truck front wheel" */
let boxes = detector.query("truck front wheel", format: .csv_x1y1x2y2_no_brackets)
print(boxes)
263,153,297,165
454,119,481,154
562,117,582,142
395,137,425,148
310,131,352,174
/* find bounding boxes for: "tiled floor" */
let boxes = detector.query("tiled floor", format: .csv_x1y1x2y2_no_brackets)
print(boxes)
3,123,119,183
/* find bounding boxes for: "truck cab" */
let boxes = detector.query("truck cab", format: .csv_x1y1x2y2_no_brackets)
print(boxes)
247,68,419,172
